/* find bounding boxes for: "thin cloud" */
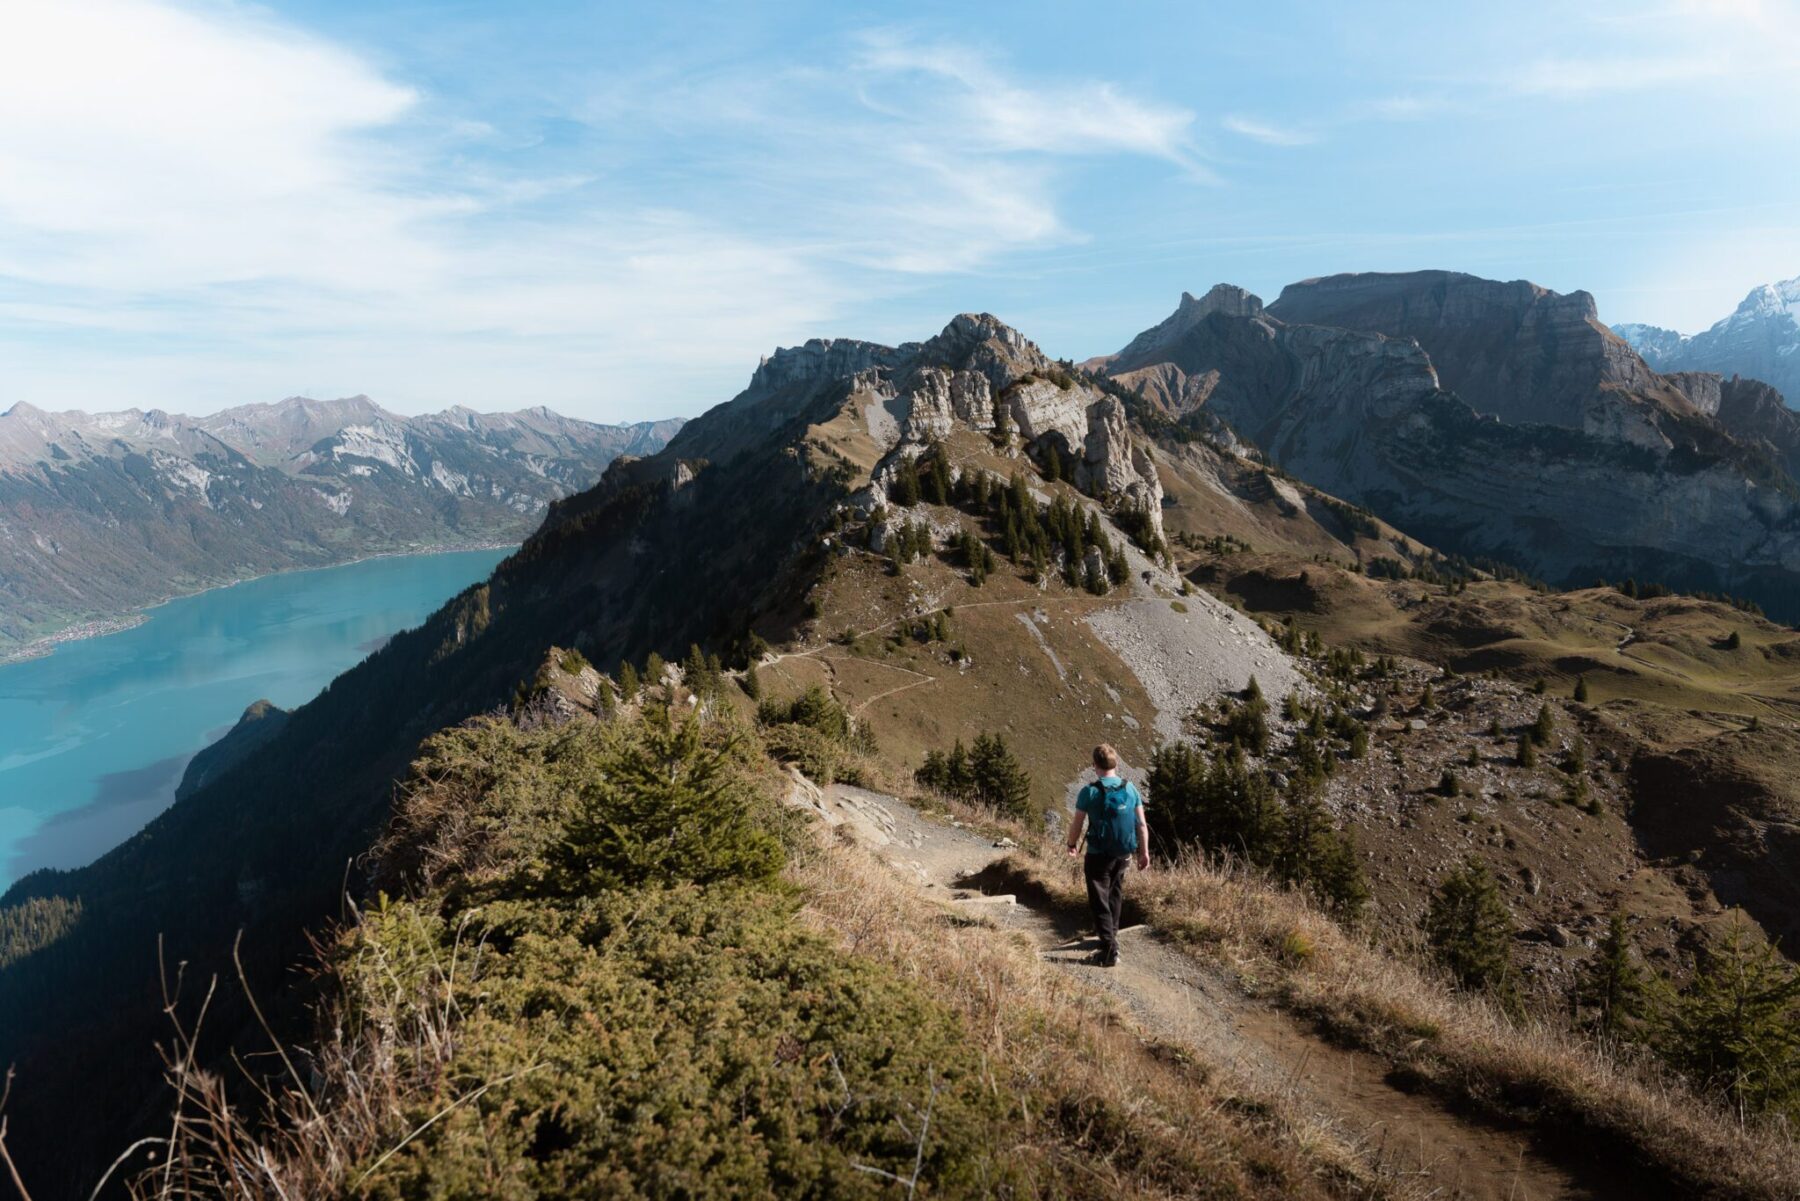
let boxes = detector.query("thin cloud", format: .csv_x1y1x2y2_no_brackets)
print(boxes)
1220,115,1317,147
0,2,1208,419
853,33,1207,173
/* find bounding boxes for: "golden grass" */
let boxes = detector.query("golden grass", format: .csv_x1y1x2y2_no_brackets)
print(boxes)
990,845,1800,1200
789,823,1433,1200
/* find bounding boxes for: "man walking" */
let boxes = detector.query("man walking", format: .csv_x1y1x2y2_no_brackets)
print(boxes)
1066,743,1150,967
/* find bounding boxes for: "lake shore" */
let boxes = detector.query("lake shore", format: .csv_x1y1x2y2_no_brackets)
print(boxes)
0,540,518,667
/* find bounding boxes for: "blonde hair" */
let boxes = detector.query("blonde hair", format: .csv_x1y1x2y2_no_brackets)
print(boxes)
1092,743,1119,771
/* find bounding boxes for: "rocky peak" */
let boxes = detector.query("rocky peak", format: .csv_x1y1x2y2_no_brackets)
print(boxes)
1627,275,1800,412
1108,284,1266,368
1268,270,1673,429
912,313,1051,393
1730,276,1800,327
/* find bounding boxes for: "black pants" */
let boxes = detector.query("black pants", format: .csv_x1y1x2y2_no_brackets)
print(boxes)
1084,854,1130,956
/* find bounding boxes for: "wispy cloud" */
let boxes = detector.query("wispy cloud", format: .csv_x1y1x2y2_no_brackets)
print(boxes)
1220,115,1317,147
853,33,1205,172
0,3,1203,418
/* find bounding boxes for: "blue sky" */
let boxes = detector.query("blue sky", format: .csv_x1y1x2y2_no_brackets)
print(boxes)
3,0,1799,422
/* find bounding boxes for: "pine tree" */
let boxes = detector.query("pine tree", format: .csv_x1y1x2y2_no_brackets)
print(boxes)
1424,857,1516,997
1531,703,1555,746
992,396,1013,447
1573,675,1590,702
1726,630,1743,650
894,456,922,506
740,665,762,701
1576,912,1649,1039
618,660,641,702
928,448,951,505
1517,732,1537,768
1658,918,1800,1117
1043,443,1062,482
968,732,1035,821
644,652,667,688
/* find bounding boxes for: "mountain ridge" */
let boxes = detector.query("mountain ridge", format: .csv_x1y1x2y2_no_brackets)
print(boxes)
1618,274,1800,413
0,395,682,654
1097,275,1800,619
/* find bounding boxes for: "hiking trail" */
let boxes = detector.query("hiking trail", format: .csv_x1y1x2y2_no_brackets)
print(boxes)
792,779,1634,1201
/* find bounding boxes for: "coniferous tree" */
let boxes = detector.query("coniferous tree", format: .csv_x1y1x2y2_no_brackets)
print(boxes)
928,449,952,506
1531,703,1556,746
1576,912,1649,1039
618,660,641,702
1574,675,1590,702
1424,857,1516,998
1517,732,1537,768
992,396,1013,446
1658,918,1800,1118
894,456,922,506
968,732,1034,820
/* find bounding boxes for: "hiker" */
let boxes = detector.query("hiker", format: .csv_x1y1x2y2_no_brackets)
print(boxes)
1065,743,1150,967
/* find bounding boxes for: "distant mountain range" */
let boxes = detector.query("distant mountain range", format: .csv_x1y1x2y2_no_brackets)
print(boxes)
1089,270,1800,618
0,395,681,653
1617,275,1800,411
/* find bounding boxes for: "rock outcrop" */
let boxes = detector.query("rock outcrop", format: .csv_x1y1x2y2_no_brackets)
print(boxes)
676,314,1166,544
1266,270,1698,429
1099,283,1800,618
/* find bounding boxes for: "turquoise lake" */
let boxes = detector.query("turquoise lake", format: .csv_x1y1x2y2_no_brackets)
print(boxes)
0,548,510,889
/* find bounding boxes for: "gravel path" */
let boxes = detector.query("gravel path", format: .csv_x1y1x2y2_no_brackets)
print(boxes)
1086,593,1304,742
797,779,1609,1201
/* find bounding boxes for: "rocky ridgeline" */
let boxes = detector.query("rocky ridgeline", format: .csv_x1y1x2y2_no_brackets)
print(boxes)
1098,275,1800,618
671,312,1166,544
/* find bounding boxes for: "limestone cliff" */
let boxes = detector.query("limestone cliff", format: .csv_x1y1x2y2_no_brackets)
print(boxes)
1101,285,1800,617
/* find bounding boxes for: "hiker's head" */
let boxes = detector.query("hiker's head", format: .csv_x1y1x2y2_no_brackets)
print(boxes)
1092,743,1119,774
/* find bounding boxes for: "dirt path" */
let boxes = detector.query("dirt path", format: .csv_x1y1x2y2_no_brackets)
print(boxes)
812,782,1628,1201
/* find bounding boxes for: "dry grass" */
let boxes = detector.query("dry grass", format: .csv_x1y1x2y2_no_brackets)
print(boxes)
789,825,1428,1200
992,845,1800,1200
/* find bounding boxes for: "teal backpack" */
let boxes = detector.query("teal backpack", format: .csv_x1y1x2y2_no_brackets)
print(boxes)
1085,780,1139,857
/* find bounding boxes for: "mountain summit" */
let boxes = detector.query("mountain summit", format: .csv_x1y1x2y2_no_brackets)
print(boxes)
1618,274,1800,412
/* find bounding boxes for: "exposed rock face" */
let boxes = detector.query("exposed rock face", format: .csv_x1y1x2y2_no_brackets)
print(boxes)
684,313,1165,544
1100,284,1800,618
1267,270,1696,429
1619,276,1800,415
1105,283,1265,368
670,338,903,462
1716,376,1800,479
0,397,681,652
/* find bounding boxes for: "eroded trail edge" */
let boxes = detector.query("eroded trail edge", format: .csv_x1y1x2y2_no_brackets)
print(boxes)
797,779,1626,1201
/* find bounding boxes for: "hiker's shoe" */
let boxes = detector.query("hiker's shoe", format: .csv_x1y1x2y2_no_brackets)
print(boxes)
1101,949,1119,968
